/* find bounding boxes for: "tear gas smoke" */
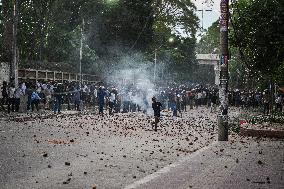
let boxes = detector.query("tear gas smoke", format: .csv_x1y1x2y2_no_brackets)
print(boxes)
104,53,161,115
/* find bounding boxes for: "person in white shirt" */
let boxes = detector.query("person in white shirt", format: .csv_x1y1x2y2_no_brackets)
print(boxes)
21,82,26,95
92,87,97,109
275,94,283,112
197,91,202,108
14,85,23,112
82,84,88,103
43,85,52,110
0,83,4,111
108,90,116,115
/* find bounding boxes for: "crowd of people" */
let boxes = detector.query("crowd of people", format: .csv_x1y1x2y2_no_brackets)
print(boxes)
0,80,283,117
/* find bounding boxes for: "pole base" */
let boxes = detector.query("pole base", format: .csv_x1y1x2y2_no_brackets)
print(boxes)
218,116,229,141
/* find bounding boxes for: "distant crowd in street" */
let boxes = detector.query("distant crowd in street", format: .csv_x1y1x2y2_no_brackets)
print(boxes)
0,79,283,116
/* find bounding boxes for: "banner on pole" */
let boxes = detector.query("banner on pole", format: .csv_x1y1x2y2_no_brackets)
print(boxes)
220,54,228,67
220,0,228,32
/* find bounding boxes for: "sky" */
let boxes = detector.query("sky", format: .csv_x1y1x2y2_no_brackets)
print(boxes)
193,0,220,30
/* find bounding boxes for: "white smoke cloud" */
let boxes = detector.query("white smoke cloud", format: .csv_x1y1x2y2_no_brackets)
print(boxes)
104,53,161,115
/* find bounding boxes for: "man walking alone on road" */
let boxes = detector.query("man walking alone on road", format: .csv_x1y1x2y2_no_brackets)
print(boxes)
152,97,162,132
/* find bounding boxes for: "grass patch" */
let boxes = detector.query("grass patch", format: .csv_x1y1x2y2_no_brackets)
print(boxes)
247,113,284,124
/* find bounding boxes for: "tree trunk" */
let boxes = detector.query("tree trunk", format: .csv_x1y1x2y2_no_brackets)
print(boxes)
11,0,19,87
2,0,13,62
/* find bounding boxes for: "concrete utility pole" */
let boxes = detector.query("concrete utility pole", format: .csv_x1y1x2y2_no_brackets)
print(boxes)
218,0,229,141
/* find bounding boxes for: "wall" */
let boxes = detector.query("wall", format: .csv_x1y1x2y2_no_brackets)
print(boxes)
0,62,10,85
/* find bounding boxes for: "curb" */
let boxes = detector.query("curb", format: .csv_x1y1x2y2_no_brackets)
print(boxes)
240,125,284,139
6,111,82,122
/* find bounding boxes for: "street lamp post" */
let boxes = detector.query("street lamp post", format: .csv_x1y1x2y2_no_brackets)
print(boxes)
154,49,157,82
79,19,84,87
154,37,175,83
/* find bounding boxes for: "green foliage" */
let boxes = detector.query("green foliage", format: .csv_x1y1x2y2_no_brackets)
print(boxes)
247,113,284,125
69,25,98,72
273,61,284,85
196,0,284,89
196,0,284,88
196,19,246,87
196,20,219,54
0,0,199,80
0,0,14,62
154,0,198,38
231,0,284,85
150,0,198,82
229,122,240,134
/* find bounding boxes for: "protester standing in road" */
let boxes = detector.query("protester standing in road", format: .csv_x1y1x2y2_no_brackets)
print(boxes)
176,94,182,117
0,81,6,111
74,86,81,111
31,86,41,112
210,91,218,113
7,84,16,113
14,84,23,112
97,86,106,115
263,90,270,114
275,94,283,112
109,89,116,115
1,81,8,106
53,83,64,114
151,97,162,131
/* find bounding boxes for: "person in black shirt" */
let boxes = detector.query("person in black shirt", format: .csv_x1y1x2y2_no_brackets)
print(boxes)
53,83,64,114
0,81,8,111
210,91,218,113
152,97,162,131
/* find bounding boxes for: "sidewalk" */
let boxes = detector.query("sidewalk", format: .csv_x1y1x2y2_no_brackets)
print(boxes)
238,112,284,138
0,109,82,122
240,121,284,139
125,140,284,189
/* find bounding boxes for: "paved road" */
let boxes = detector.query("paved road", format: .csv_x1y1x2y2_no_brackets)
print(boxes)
0,108,219,189
125,140,284,189
1,108,282,189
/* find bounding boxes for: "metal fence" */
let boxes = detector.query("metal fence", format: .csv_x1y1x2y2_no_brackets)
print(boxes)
18,68,100,84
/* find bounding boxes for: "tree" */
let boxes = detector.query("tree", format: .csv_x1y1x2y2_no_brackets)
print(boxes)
1,0,200,82
0,0,13,62
154,0,198,37
196,20,219,54
150,0,199,82
231,0,284,86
